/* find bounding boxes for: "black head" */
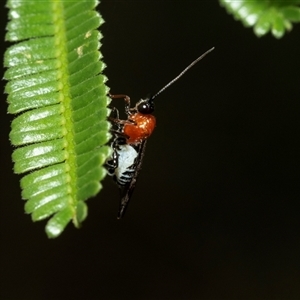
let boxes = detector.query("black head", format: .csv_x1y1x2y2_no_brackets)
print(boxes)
136,94,155,114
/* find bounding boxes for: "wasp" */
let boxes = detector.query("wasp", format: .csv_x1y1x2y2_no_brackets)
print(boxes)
106,47,214,219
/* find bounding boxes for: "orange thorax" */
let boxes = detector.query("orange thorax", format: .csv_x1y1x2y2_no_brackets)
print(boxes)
124,113,156,144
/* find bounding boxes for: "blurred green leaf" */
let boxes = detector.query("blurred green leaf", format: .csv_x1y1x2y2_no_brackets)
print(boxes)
220,0,300,38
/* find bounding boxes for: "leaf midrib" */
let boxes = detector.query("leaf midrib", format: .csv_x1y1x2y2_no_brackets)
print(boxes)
52,1,78,223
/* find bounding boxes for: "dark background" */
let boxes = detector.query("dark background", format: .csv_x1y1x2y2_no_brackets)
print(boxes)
1,1,300,299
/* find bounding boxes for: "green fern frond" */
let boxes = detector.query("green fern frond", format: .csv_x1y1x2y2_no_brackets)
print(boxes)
4,0,111,238
220,0,300,38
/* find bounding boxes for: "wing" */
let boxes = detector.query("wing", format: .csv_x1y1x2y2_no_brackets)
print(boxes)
117,139,147,219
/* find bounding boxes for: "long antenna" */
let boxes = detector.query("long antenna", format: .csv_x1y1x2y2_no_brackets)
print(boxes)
151,47,215,100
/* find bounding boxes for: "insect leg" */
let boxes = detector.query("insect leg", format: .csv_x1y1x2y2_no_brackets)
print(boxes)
109,117,136,126
105,149,118,175
109,94,131,115
110,129,129,140
108,105,120,119
108,104,123,132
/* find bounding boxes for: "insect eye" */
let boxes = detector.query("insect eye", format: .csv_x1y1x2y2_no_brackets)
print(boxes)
137,101,155,114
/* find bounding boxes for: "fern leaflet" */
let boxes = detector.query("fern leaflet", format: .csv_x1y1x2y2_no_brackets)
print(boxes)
4,0,111,237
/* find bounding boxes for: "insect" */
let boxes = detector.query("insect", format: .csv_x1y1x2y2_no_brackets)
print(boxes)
106,47,214,219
